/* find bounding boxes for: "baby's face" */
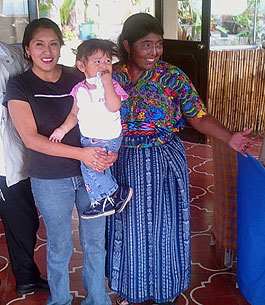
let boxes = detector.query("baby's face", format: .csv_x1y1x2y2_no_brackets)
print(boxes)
83,50,112,78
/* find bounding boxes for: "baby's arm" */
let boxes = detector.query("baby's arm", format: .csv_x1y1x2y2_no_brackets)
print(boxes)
101,70,121,112
49,98,79,142
49,127,66,142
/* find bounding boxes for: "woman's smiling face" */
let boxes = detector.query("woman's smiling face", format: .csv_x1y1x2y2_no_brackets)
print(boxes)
25,28,61,77
128,32,163,72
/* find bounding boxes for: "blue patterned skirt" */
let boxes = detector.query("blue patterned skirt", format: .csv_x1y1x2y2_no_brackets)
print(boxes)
107,133,191,303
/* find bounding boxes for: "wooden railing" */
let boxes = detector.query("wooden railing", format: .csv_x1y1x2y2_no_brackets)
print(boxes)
207,48,265,132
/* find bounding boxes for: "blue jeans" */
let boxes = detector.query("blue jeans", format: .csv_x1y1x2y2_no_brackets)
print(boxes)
31,176,111,305
80,134,122,202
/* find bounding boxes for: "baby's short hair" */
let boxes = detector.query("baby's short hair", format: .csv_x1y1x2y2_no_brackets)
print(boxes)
76,39,118,62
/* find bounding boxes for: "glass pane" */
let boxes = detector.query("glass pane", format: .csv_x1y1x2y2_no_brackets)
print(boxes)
210,0,257,47
177,0,202,41
163,0,202,41
38,0,155,65
0,0,29,44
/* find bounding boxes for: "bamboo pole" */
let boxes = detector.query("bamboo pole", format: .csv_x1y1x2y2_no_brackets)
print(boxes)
207,48,265,132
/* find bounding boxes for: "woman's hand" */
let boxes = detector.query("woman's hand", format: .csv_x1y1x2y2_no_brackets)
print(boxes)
80,146,118,172
189,115,260,157
229,128,259,157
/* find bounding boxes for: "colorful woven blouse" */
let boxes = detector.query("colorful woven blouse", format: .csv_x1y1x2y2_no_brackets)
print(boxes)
112,60,207,142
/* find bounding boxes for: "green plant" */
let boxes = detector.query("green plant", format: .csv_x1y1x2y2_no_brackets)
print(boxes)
178,0,194,24
227,0,262,44
62,27,78,40
38,0,52,17
216,25,228,34
178,0,202,40
131,0,142,5
84,0,89,23
60,0,76,25
83,0,95,23
39,0,52,10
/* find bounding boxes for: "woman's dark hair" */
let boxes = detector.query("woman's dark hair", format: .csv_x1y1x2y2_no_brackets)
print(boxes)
76,38,118,62
22,18,64,63
118,13,164,64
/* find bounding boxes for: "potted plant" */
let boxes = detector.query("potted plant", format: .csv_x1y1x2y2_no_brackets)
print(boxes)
60,0,76,25
79,0,97,40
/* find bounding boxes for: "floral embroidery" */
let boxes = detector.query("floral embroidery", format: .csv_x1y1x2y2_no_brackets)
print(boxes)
113,60,207,139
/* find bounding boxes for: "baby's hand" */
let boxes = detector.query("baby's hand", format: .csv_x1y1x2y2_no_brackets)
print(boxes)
100,70,112,86
49,127,66,142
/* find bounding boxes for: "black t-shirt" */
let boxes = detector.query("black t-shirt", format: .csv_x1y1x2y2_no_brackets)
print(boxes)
4,65,84,179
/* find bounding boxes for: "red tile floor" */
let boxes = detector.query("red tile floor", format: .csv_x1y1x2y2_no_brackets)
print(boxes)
0,140,260,305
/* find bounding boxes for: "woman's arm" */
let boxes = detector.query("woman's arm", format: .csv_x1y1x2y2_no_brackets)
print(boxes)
8,99,117,171
188,113,257,156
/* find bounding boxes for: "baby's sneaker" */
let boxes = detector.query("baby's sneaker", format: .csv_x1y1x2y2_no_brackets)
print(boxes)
81,197,115,219
111,186,133,213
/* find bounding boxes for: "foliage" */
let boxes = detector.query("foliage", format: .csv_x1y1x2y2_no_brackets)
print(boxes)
38,0,52,17
177,0,202,40
225,0,263,44
62,27,78,40
211,0,265,45
178,0,194,23
84,0,89,23
60,0,76,25
38,0,52,10
216,25,228,34
131,0,142,5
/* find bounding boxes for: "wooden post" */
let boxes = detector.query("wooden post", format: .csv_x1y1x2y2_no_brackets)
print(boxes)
259,137,265,165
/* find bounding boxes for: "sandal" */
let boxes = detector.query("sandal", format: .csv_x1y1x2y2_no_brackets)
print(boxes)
116,296,132,305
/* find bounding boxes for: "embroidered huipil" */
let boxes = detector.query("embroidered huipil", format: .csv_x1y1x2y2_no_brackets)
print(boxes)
113,60,207,147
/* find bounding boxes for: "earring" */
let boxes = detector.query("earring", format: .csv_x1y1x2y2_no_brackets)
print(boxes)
26,53,31,59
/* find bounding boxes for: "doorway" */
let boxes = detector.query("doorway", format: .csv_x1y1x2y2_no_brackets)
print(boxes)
157,0,211,142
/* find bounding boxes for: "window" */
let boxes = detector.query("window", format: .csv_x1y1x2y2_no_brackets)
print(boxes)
211,0,265,47
176,0,202,41
38,0,155,66
0,0,29,43
164,0,265,48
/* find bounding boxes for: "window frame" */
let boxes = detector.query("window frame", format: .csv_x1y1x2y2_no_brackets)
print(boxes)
28,0,38,20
